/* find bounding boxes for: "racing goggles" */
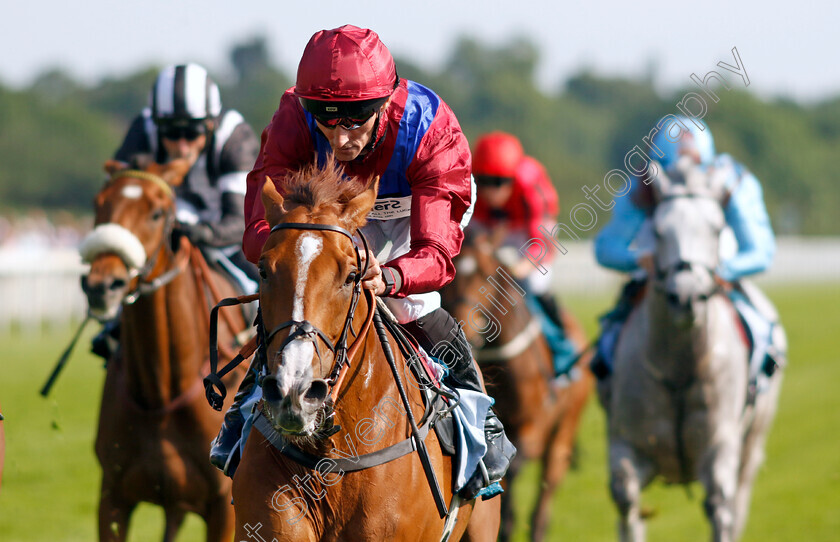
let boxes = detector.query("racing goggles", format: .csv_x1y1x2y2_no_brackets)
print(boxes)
475,175,513,188
312,111,377,131
300,94,391,131
159,123,207,141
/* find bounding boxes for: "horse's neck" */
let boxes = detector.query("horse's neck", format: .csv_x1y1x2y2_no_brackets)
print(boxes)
645,290,713,381
304,306,418,456
496,289,534,342
120,257,207,410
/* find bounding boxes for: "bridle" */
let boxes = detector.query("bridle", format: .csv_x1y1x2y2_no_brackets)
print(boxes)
260,222,375,402
650,192,723,302
101,170,189,306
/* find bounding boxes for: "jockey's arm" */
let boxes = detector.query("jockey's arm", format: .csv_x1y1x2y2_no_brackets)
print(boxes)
718,171,775,281
189,120,259,248
184,192,246,248
594,191,647,272
384,105,472,297
243,93,313,263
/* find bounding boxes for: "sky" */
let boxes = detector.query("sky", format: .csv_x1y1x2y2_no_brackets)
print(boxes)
1,0,837,102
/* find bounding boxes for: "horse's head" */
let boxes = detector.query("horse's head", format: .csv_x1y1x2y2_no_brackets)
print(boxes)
648,157,730,319
79,159,190,321
258,159,378,435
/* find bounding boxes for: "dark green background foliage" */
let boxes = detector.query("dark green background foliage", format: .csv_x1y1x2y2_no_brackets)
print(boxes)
1,36,836,234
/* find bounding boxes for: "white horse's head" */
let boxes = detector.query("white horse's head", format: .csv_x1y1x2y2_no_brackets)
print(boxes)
648,156,732,320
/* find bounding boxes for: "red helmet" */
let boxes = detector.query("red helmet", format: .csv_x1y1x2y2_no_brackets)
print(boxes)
295,25,398,121
472,132,525,178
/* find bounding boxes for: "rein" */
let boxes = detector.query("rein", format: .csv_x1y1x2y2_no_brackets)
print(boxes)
204,221,374,411
122,226,188,305
42,171,186,396
203,219,451,519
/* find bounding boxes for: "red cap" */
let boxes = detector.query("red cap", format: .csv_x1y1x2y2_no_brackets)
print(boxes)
294,25,397,102
472,132,525,178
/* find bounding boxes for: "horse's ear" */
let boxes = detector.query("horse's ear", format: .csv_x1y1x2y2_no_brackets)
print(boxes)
148,159,190,187
103,160,129,176
262,176,287,227
341,176,379,229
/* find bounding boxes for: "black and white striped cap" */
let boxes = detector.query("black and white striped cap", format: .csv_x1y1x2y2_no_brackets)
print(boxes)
150,63,222,123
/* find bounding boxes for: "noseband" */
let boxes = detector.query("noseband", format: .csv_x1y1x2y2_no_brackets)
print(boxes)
261,222,372,393
651,192,723,301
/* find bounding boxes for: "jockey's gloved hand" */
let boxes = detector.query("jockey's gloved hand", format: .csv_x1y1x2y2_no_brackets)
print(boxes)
177,222,213,245
359,249,390,295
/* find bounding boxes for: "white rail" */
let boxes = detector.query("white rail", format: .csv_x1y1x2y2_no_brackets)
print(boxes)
0,238,837,332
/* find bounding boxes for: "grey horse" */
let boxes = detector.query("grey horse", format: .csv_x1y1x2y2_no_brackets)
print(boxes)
601,158,784,542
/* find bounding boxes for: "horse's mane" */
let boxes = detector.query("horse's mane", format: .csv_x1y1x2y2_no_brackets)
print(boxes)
281,155,372,210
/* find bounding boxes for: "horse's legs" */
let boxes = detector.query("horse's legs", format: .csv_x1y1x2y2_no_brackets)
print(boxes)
98,487,135,542
733,376,782,540
463,495,502,542
609,440,655,542
531,378,590,542
204,496,236,542
732,431,765,542
698,430,741,542
162,507,186,542
497,457,521,542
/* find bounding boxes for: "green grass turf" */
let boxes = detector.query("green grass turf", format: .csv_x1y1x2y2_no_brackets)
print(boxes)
0,283,837,541
508,283,840,541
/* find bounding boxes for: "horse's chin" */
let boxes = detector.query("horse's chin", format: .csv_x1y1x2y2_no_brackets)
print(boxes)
261,399,319,437
87,299,123,322
669,308,696,330
666,295,710,329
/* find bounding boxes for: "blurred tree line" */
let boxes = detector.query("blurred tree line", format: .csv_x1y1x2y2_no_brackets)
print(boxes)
1,35,837,235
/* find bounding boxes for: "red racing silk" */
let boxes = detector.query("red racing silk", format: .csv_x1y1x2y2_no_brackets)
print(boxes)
243,80,472,297
472,156,559,260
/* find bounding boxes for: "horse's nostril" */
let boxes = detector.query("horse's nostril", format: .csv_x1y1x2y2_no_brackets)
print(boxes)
302,379,329,406
666,292,681,306
110,278,127,291
81,275,105,296
262,376,283,403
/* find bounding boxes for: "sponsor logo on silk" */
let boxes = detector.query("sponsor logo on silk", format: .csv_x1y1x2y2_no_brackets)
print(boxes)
368,196,411,220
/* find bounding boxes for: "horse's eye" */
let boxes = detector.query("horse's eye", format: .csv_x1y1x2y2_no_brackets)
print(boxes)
150,209,164,221
345,271,358,285
258,263,267,280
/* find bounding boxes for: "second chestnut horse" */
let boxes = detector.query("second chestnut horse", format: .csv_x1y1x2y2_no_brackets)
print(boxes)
80,160,248,541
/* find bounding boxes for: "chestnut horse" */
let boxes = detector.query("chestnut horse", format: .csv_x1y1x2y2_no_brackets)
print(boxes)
231,162,499,541
442,235,593,542
79,161,248,541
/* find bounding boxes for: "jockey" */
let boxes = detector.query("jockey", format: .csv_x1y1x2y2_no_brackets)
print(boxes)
92,64,261,360
591,115,785,390
115,63,259,292
470,132,577,377
210,25,515,499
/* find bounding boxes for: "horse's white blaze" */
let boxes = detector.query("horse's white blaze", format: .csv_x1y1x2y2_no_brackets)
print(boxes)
121,184,143,199
278,234,322,394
